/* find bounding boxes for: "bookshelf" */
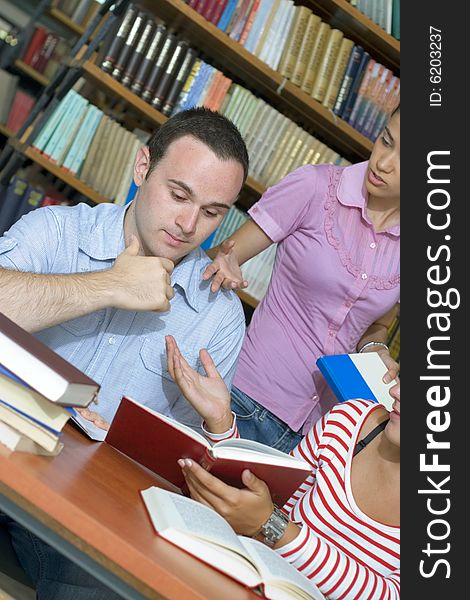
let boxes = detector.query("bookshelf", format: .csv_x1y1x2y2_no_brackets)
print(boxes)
48,7,86,36
141,0,374,160
13,59,49,86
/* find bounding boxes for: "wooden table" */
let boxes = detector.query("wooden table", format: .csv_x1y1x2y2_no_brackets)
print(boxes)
0,424,260,600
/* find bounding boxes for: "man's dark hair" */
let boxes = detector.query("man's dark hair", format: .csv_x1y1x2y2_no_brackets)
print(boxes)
146,107,249,182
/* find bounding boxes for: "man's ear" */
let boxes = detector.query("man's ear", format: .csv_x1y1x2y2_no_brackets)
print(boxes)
133,146,151,187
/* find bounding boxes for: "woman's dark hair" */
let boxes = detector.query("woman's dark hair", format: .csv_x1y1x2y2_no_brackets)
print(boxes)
146,107,249,182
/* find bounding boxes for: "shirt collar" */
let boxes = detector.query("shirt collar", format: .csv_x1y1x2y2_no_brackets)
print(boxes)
78,203,128,260
172,247,208,313
337,161,400,237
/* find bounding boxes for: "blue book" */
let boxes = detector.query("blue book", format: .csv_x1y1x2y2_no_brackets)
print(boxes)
340,51,370,122
217,0,239,32
333,46,364,116
316,352,395,411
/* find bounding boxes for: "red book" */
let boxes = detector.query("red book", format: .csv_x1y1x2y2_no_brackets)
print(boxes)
105,396,312,506
22,26,48,65
6,91,35,134
0,312,100,407
210,0,229,25
239,0,260,45
32,33,59,73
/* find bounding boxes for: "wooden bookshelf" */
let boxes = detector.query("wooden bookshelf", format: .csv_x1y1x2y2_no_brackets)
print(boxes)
141,0,374,161
49,7,86,35
307,0,400,73
24,148,111,204
237,290,259,309
14,60,49,87
0,124,13,138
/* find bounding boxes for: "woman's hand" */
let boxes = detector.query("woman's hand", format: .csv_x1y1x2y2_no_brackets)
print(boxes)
178,458,273,537
375,347,400,384
202,240,248,293
165,335,233,433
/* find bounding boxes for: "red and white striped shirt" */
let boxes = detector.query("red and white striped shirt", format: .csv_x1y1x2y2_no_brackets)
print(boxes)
204,400,399,598
280,400,400,599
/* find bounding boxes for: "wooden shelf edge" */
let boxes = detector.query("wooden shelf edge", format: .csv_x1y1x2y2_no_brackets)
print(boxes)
0,124,14,138
49,7,85,35
14,60,49,86
236,290,259,309
24,147,111,204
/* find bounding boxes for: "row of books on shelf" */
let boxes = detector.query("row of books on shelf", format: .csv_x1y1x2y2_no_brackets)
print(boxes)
0,174,68,236
99,3,399,141
351,0,400,40
29,87,148,204
0,69,35,134
19,24,72,80
54,0,102,26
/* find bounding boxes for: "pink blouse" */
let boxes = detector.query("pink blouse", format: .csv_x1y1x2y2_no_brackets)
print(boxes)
233,162,400,432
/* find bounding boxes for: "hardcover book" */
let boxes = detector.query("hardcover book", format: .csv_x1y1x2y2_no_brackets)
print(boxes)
106,396,312,506
316,352,396,411
0,312,100,408
141,486,325,599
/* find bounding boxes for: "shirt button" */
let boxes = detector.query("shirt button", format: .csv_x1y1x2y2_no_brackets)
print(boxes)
361,273,368,280
370,242,376,249
108,336,116,345
345,300,352,308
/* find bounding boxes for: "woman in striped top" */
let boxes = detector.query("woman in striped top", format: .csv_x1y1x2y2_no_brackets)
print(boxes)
166,335,400,599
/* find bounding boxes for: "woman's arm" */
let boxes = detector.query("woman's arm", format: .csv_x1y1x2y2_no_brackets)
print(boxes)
203,219,273,292
356,303,400,383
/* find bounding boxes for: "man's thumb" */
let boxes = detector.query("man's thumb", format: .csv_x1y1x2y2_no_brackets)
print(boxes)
124,235,140,256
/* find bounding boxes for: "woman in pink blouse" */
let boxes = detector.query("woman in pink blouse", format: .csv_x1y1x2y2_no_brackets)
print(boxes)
166,335,400,600
204,106,400,452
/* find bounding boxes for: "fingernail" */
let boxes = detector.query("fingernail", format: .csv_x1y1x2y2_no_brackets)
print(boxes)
177,459,185,468
383,375,391,383
184,459,193,467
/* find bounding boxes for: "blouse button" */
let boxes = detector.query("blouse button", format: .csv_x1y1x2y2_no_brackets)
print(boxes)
370,242,376,249
361,273,368,280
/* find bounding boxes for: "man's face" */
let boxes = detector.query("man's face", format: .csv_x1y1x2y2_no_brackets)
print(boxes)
126,135,245,264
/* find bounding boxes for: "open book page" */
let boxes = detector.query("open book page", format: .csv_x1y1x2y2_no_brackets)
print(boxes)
69,413,107,441
141,487,261,587
213,438,310,469
239,537,326,600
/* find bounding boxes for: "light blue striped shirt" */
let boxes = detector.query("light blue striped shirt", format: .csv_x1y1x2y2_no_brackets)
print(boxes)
0,203,245,429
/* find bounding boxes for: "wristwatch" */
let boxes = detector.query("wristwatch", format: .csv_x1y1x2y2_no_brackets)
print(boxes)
259,505,289,547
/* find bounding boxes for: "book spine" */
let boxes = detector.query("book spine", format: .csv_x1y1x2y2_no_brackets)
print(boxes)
290,14,321,87
238,0,259,45
130,23,167,96
348,60,379,127
22,26,47,65
311,29,344,103
299,22,331,95
111,10,147,82
333,45,364,116
100,5,138,74
172,59,202,114
141,33,177,103
322,38,355,110
120,17,155,88
340,52,370,122
217,0,239,32
151,41,190,110
161,48,198,116
210,0,229,26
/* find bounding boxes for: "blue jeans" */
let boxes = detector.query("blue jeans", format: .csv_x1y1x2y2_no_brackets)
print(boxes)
1,514,122,600
230,386,303,454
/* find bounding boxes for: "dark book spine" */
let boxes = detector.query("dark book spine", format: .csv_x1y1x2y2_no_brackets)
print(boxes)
120,17,155,88
100,5,137,74
162,48,198,116
130,23,167,96
340,52,370,122
151,41,189,110
111,10,147,81
333,46,364,116
141,33,176,103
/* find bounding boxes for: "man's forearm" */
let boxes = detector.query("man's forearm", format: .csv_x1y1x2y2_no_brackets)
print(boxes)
0,268,115,332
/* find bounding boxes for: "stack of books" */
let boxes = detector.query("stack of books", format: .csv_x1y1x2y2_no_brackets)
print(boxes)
0,312,100,455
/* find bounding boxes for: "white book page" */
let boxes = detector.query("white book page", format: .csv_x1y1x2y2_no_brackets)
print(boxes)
141,487,248,558
239,537,326,600
214,438,310,470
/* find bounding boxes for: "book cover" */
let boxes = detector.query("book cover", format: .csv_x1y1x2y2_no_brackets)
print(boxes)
80,113,109,185
130,23,167,96
299,21,331,95
339,51,370,122
141,487,325,599
267,0,295,71
141,32,177,103
106,396,312,506
0,420,63,455
316,352,396,411
0,69,18,124
0,312,100,407
151,40,190,110
333,45,365,116
111,10,148,82
22,26,47,66
310,28,344,103
100,5,138,74
322,37,355,110
242,0,272,52
277,5,312,79
120,16,155,88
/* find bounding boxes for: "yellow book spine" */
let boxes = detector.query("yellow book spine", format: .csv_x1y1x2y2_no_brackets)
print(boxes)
300,22,331,95
290,14,322,87
310,29,344,103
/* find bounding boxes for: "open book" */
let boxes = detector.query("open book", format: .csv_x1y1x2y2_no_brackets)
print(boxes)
141,486,325,600
106,396,312,506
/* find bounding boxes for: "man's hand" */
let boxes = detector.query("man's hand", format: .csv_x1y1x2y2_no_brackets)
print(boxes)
202,240,248,293
76,408,110,431
165,335,232,433
178,458,273,537
106,236,175,312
